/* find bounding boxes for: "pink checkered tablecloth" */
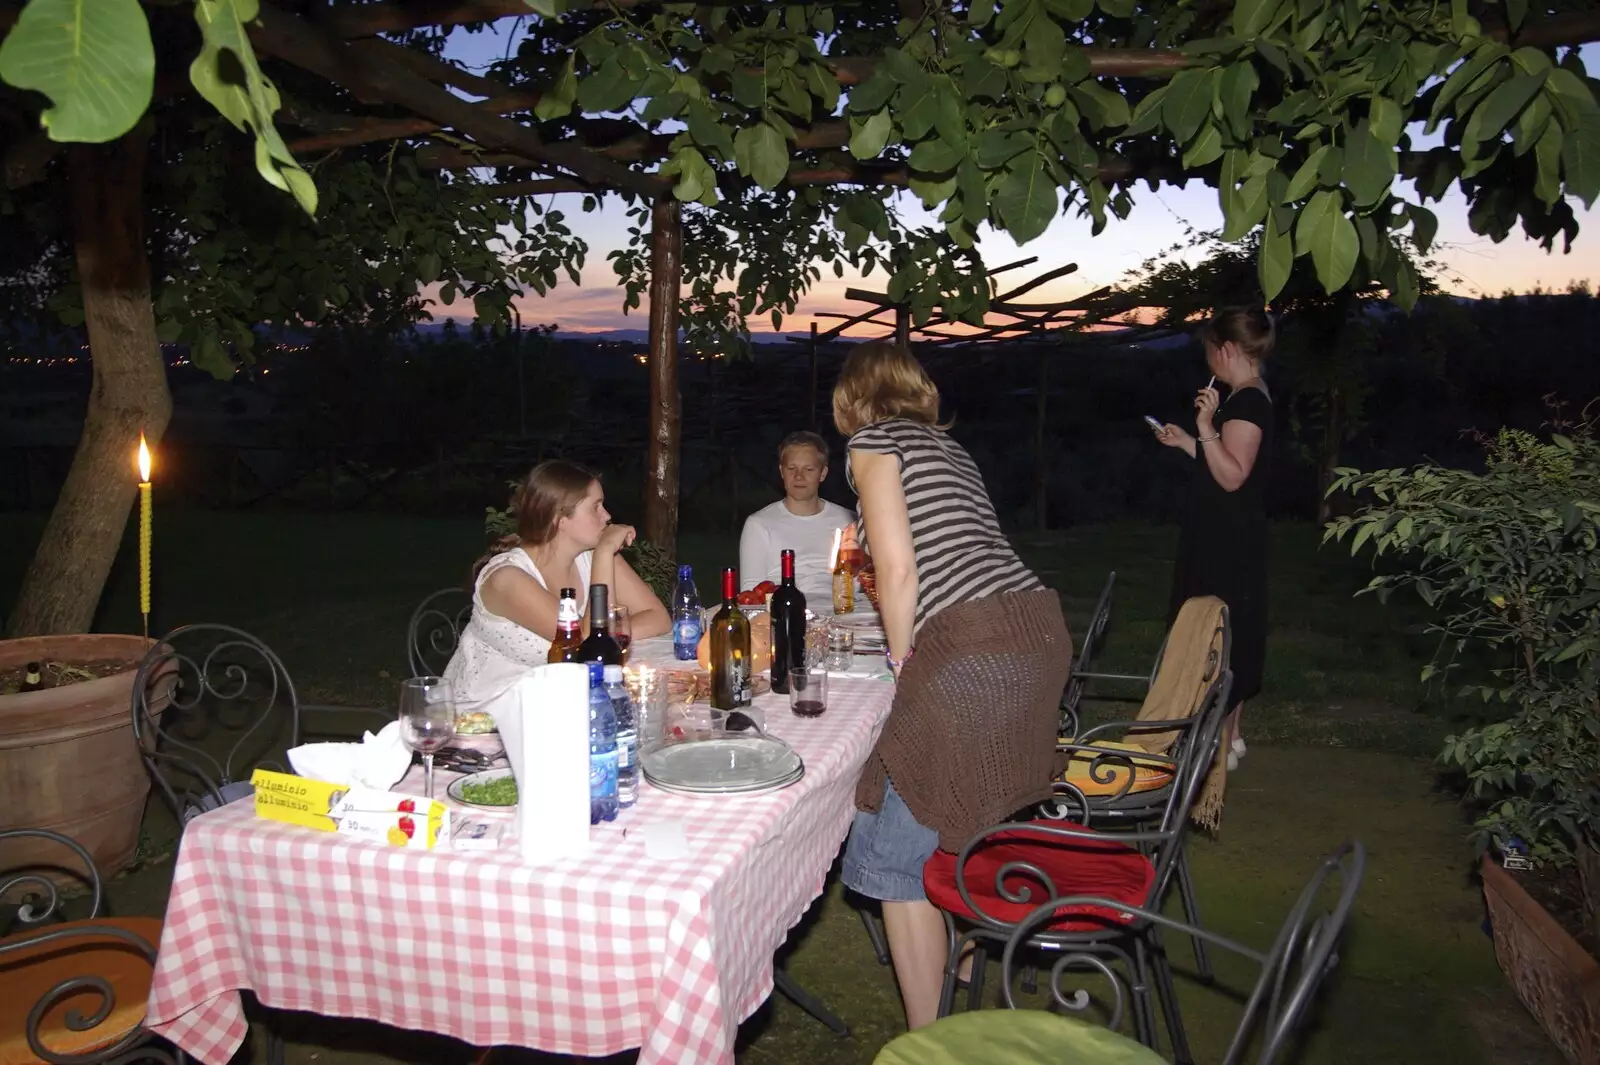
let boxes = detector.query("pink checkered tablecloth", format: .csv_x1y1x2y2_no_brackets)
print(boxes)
145,668,894,1065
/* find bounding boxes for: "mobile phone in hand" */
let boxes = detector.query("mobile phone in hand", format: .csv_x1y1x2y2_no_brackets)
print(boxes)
1143,415,1165,433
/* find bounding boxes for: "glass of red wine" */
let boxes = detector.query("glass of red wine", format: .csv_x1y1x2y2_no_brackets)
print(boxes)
610,604,632,664
788,667,828,717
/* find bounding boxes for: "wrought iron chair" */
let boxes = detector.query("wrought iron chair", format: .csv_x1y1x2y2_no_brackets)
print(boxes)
407,587,473,678
874,839,1367,1065
1060,570,1117,728
921,670,1231,1064
0,828,174,1064
131,624,302,824
1054,597,1232,984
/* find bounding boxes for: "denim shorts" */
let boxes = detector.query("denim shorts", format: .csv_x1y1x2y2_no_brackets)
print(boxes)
841,779,940,902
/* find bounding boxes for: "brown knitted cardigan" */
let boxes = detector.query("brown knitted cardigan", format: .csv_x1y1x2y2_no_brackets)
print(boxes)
855,587,1072,852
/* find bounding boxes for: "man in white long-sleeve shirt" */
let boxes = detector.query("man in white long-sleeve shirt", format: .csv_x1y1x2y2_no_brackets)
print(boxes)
739,431,855,605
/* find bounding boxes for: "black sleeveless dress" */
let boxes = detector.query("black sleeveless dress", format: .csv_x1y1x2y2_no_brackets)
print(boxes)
1167,386,1272,708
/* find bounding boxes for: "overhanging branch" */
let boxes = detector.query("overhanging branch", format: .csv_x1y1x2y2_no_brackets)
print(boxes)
250,1,659,195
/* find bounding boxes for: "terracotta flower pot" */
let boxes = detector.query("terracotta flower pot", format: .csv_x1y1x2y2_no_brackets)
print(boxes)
0,635,159,882
1482,855,1600,1065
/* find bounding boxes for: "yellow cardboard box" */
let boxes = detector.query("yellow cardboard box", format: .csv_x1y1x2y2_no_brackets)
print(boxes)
251,770,449,849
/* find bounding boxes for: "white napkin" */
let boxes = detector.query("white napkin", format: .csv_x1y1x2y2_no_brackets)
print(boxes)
488,665,590,865
287,721,413,791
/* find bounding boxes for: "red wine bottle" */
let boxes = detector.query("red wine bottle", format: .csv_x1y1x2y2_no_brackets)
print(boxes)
578,584,623,666
768,549,807,694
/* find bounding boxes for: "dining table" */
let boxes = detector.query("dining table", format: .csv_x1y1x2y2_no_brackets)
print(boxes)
144,632,896,1065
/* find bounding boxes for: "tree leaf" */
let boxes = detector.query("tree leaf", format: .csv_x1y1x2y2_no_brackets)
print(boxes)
534,55,578,121
975,128,1034,168
1408,202,1438,252
1510,92,1552,156
1259,213,1293,299
1233,0,1284,38
849,109,892,160
735,121,789,190
1122,86,1169,137
1467,71,1547,144
686,100,736,157
1163,69,1215,144
1343,123,1397,207
1369,96,1404,147
1533,119,1563,206
1219,61,1260,140
188,0,316,215
1182,122,1224,168
909,136,961,172
0,0,155,142
1391,248,1418,310
1297,189,1358,291
994,150,1059,244
1561,109,1600,208
848,71,898,114
1283,144,1332,202
1222,171,1269,240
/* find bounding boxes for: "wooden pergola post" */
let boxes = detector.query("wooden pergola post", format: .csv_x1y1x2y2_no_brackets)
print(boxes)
644,196,682,559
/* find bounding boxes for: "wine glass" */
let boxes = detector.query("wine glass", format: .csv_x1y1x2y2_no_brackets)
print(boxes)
610,604,633,663
399,676,456,799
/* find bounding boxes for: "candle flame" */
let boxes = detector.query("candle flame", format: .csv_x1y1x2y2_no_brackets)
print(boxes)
829,527,842,573
137,433,151,483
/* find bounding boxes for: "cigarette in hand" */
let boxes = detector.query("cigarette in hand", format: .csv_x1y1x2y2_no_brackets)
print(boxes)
1206,375,1215,391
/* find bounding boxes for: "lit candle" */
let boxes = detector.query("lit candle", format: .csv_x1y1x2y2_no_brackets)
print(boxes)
137,433,152,630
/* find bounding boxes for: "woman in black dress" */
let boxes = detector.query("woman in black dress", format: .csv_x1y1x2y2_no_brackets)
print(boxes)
1154,306,1275,769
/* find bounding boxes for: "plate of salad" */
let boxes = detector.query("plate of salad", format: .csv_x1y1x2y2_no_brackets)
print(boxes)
447,768,517,810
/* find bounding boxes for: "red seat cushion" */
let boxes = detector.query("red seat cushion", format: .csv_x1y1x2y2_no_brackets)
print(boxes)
923,821,1155,933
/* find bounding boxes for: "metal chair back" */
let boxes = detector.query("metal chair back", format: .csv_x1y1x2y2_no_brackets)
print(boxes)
131,624,301,823
1060,571,1116,733
997,840,1368,1065
1,828,164,1063
407,587,473,678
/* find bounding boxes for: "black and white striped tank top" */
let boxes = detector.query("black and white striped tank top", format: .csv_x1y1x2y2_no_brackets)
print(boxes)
847,418,1042,633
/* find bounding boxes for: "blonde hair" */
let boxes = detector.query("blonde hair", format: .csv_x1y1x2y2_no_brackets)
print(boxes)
831,341,945,437
471,459,598,580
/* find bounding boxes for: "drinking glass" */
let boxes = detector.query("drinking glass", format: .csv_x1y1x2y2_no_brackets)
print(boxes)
804,614,830,669
825,624,855,671
399,676,456,799
789,667,828,717
610,605,633,663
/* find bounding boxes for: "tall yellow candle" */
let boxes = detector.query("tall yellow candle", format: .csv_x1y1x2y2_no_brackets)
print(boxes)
137,434,152,622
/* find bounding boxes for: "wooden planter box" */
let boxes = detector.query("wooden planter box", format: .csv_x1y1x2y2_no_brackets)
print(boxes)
1483,855,1600,1065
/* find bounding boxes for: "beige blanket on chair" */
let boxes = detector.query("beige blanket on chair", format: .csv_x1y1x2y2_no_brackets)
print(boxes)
1123,596,1231,831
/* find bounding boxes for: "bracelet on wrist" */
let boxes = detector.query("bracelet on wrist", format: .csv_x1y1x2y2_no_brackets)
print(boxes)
1197,431,1220,442
886,646,915,671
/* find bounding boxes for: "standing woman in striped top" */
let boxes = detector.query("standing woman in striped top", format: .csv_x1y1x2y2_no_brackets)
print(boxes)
833,341,1072,1030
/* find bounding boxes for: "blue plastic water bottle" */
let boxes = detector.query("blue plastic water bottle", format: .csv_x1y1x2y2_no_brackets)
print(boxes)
604,664,637,808
672,564,703,661
587,662,618,824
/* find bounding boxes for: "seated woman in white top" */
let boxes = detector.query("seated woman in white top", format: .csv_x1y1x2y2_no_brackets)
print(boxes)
444,460,669,714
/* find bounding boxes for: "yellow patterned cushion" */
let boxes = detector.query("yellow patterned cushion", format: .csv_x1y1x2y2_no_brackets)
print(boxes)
1056,740,1174,796
873,1009,1164,1065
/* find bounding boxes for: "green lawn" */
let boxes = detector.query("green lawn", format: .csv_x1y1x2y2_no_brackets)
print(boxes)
0,512,1555,1064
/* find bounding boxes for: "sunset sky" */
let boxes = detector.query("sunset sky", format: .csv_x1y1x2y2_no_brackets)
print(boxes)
438,30,1600,335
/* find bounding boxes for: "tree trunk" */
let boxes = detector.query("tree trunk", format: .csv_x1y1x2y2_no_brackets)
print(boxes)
643,197,682,559
5,137,172,637
1315,384,1344,524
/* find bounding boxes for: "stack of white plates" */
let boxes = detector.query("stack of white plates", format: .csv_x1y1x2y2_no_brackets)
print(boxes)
641,735,804,796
